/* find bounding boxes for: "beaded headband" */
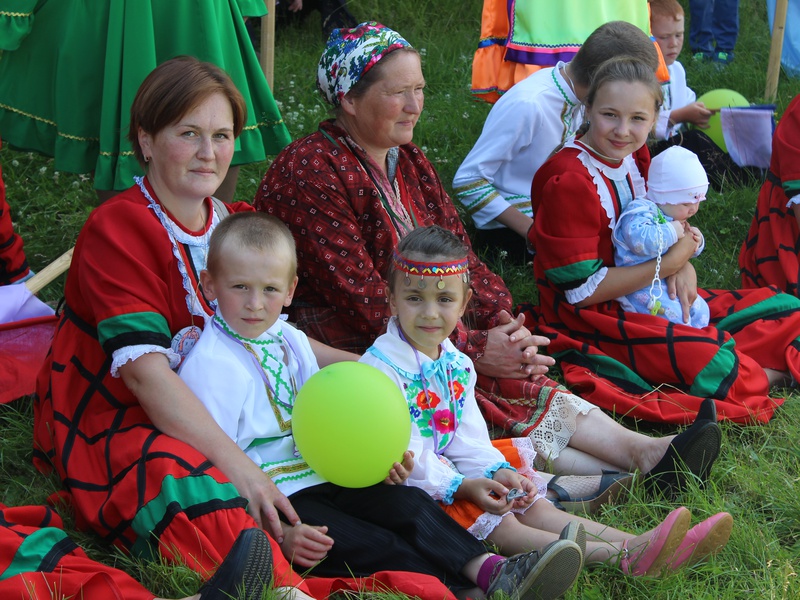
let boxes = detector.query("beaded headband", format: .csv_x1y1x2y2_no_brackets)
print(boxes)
392,250,470,289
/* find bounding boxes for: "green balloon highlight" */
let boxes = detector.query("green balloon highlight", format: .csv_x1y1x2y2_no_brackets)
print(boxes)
292,362,412,488
695,89,749,152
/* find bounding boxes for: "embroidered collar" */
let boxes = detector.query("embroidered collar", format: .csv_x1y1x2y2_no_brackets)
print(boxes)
368,318,467,455
551,62,578,107
566,140,643,232
213,312,297,420
570,140,631,180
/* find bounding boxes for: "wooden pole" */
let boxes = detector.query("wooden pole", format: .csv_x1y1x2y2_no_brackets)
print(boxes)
260,0,276,89
766,0,789,101
24,247,73,295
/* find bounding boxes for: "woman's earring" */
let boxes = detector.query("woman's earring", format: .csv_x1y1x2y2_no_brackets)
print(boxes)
144,156,151,163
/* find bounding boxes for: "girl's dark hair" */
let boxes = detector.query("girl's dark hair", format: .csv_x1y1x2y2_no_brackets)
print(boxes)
386,226,470,291
570,21,659,88
586,56,663,112
128,56,246,166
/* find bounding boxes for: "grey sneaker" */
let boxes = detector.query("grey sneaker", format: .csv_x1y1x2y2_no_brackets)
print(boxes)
486,540,583,600
560,522,587,560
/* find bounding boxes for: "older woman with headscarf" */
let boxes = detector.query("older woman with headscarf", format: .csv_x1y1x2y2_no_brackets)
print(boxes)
254,22,722,502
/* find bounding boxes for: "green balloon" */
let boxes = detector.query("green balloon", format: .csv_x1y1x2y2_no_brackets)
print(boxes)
695,89,749,152
292,362,412,488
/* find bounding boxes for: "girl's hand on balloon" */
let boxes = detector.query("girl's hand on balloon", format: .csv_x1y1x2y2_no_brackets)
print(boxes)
280,522,334,568
385,450,415,485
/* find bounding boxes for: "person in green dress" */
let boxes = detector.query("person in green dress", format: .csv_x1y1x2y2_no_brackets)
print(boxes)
0,0,291,202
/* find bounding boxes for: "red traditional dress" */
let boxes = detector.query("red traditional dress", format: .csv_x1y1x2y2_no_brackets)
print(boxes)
255,120,595,463
740,94,800,296
527,141,800,425
32,180,304,588
0,504,154,599
0,141,30,285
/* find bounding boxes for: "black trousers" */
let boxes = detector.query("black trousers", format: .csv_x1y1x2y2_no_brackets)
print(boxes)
289,483,485,589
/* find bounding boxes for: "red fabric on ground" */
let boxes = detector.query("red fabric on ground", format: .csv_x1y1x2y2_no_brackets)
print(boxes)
0,504,154,600
0,315,56,404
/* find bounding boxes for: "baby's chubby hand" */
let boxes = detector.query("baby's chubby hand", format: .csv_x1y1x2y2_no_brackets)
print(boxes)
671,220,685,239
384,450,415,485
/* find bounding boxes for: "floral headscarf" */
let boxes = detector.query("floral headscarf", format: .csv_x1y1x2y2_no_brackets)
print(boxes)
317,21,411,106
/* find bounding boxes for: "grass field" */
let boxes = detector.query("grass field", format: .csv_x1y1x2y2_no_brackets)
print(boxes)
2,0,799,598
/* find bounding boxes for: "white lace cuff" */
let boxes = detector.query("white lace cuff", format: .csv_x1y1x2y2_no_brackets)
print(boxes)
565,267,608,305
110,345,181,378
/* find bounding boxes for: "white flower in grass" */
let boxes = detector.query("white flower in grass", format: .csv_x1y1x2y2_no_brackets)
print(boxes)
499,250,508,259
39,166,47,174
419,48,427,57
462,113,469,119
11,160,18,167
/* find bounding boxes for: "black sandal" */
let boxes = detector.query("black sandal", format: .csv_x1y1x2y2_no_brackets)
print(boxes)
644,401,721,498
547,471,634,515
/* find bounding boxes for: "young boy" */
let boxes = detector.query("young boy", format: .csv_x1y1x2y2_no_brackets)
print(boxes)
613,146,710,328
649,0,750,188
178,212,584,600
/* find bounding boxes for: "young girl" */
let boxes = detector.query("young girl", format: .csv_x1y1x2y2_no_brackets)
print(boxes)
526,55,800,424
361,225,733,576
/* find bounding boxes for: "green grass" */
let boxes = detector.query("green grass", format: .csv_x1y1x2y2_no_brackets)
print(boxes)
2,0,800,598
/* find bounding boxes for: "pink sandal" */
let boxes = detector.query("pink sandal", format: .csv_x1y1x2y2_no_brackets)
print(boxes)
669,512,733,570
619,507,691,577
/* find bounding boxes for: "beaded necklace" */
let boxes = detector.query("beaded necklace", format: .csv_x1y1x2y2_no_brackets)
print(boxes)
319,126,417,236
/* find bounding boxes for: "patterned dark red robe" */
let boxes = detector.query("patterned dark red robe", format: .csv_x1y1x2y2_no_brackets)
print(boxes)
527,143,800,425
739,94,800,296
